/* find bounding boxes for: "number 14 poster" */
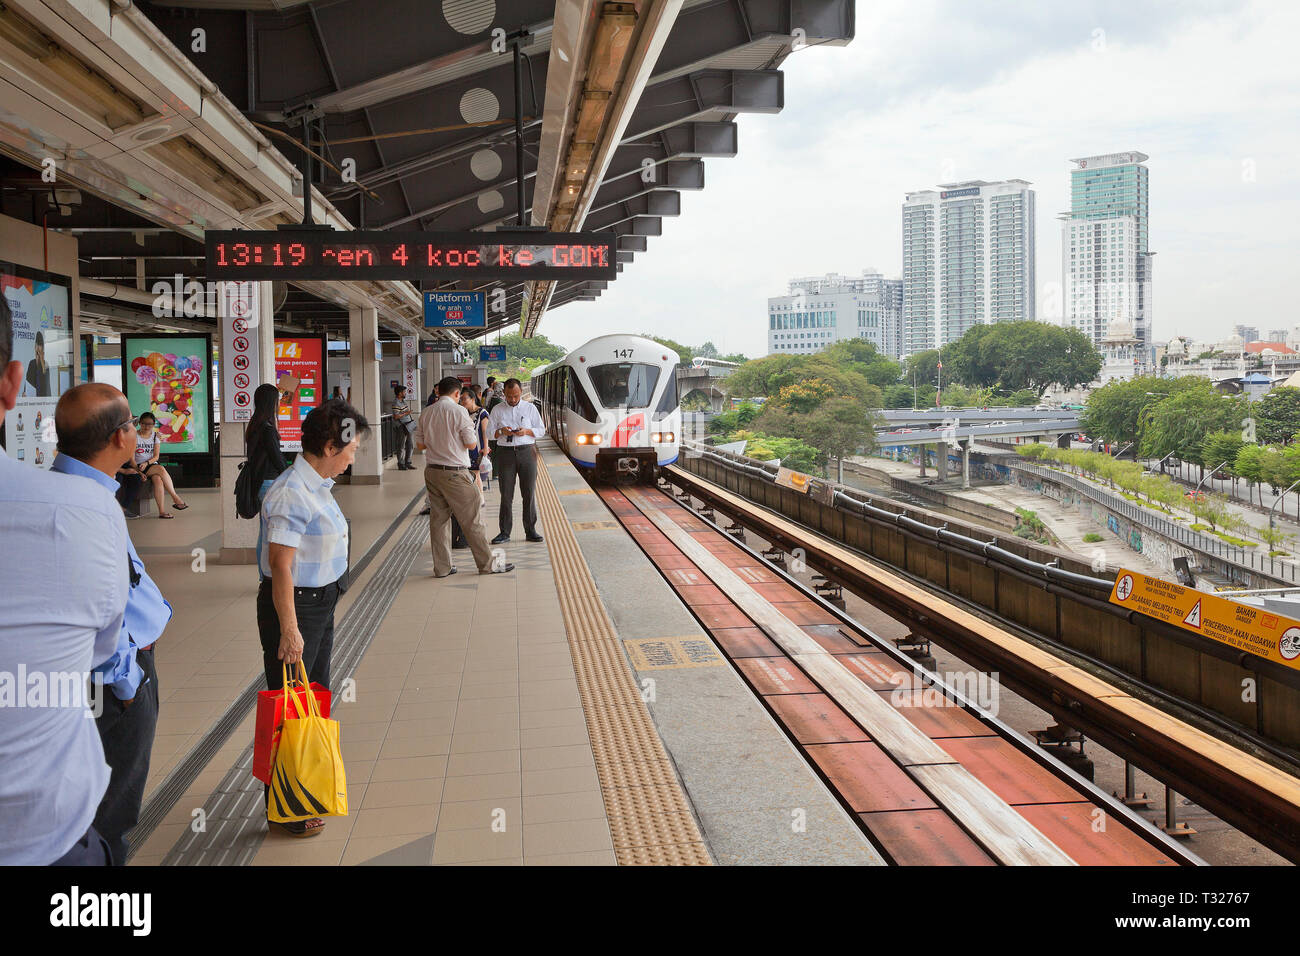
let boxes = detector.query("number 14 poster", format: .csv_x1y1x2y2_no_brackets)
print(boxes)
274,335,326,452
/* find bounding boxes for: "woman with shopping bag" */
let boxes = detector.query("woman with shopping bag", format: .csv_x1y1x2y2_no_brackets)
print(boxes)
257,398,368,837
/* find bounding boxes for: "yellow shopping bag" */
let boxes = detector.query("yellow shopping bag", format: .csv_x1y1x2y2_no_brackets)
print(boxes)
268,661,348,822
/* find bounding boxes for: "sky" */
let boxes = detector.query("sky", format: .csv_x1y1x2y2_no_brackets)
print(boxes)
539,0,1300,358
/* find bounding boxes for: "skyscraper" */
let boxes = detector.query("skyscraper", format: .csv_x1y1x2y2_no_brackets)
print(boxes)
1062,151,1153,354
901,180,1036,356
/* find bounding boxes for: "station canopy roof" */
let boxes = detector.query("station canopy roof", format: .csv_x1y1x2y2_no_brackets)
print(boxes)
0,0,853,344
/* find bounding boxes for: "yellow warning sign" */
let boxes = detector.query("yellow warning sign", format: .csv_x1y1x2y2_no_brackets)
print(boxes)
623,637,724,670
775,467,813,494
1109,568,1300,671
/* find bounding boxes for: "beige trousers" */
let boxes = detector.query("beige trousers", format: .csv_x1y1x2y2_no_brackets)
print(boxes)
424,466,494,575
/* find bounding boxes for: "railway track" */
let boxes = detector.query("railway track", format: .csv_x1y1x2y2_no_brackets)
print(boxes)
595,481,1202,866
654,463,1300,864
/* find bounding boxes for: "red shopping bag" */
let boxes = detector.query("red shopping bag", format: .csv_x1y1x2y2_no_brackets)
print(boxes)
252,663,331,784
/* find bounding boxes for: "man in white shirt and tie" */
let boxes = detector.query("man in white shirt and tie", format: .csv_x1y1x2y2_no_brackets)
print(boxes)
488,378,546,544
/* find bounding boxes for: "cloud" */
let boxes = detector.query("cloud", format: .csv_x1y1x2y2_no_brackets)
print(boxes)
541,0,1297,357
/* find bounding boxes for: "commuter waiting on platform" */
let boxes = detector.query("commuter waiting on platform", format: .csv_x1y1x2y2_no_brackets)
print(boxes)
245,383,290,564
488,378,545,544
450,383,490,550
257,398,367,837
132,412,189,518
0,297,128,866
51,384,173,865
392,385,415,470
416,375,513,577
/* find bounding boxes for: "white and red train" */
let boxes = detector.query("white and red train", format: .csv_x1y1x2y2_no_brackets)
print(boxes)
531,333,681,482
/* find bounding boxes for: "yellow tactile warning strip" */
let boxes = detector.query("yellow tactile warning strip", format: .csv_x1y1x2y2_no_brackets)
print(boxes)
534,459,713,865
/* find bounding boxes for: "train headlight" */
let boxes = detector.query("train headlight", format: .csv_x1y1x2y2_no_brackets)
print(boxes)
651,431,675,443
576,433,602,445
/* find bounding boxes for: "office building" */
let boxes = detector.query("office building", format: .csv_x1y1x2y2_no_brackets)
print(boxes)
901,179,1036,356
767,271,891,356
1062,151,1153,352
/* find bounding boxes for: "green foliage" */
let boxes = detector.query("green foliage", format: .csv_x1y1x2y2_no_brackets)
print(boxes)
1201,431,1245,475
1255,387,1300,445
1137,380,1249,463
904,350,941,388
482,330,567,377
1082,532,1103,543
708,402,762,434
942,322,1101,394
754,396,882,472
725,430,820,473
641,334,693,365
818,339,902,390
1013,507,1051,543
1079,376,1204,446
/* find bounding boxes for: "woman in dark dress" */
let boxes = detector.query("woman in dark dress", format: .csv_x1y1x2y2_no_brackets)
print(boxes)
245,383,289,571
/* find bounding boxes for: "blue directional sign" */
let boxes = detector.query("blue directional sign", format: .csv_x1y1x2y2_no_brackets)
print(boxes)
479,345,506,362
423,291,486,328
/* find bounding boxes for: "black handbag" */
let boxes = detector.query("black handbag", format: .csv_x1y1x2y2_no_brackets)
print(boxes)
234,431,266,520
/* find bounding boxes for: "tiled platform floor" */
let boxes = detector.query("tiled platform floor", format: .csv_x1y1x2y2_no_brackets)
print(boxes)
129,457,618,865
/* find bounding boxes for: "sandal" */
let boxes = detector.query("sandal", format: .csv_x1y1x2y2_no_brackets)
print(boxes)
174,502,189,511
269,818,325,838
158,512,174,519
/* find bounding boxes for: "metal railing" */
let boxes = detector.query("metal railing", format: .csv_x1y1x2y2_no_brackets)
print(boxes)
1005,458,1299,584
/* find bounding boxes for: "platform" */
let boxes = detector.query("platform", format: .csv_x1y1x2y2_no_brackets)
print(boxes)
126,444,878,866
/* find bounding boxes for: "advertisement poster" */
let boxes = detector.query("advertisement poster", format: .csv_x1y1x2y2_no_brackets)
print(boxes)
2,264,73,469
274,335,326,452
121,334,214,456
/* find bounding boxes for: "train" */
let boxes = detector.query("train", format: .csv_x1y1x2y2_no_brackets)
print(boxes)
531,333,681,482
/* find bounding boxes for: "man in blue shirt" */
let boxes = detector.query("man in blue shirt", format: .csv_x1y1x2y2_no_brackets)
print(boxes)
51,383,173,865
0,302,126,866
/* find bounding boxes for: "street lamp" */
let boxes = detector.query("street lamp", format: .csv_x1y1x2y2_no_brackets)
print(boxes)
1155,451,1177,473
1114,441,1135,460
1194,460,1228,497
1269,479,1300,573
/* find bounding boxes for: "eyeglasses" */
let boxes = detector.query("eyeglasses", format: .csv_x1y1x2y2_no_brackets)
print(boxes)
105,415,139,440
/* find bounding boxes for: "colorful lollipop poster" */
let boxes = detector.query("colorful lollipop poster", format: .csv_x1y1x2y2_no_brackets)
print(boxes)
121,334,214,455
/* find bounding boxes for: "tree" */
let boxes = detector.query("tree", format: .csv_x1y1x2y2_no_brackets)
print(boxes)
819,339,903,391
642,333,692,364
755,396,882,477
694,341,719,359
1201,431,1246,493
942,321,1101,394
1255,387,1300,444
481,330,567,377
1139,382,1248,470
1080,376,1198,446
709,402,762,434
1235,443,1269,506
904,350,941,392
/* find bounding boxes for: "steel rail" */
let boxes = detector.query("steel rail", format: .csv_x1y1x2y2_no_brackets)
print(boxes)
662,463,1300,863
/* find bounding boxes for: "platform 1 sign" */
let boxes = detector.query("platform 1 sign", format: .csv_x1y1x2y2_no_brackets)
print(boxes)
479,344,506,362
424,291,485,328
1109,568,1300,671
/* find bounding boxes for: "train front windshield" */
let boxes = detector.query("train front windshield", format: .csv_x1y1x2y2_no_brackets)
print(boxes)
588,362,661,408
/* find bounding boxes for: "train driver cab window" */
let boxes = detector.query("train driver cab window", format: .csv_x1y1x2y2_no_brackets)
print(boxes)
567,367,598,421
652,366,679,421
588,362,660,409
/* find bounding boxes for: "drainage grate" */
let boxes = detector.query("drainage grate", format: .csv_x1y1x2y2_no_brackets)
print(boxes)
125,490,424,864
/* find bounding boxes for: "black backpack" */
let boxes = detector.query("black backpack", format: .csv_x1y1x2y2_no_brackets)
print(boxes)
234,429,265,520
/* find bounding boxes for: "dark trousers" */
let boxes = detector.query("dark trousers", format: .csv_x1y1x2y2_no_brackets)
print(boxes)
50,824,112,866
495,444,538,537
398,429,413,467
256,578,338,692
92,646,159,865
116,471,143,516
